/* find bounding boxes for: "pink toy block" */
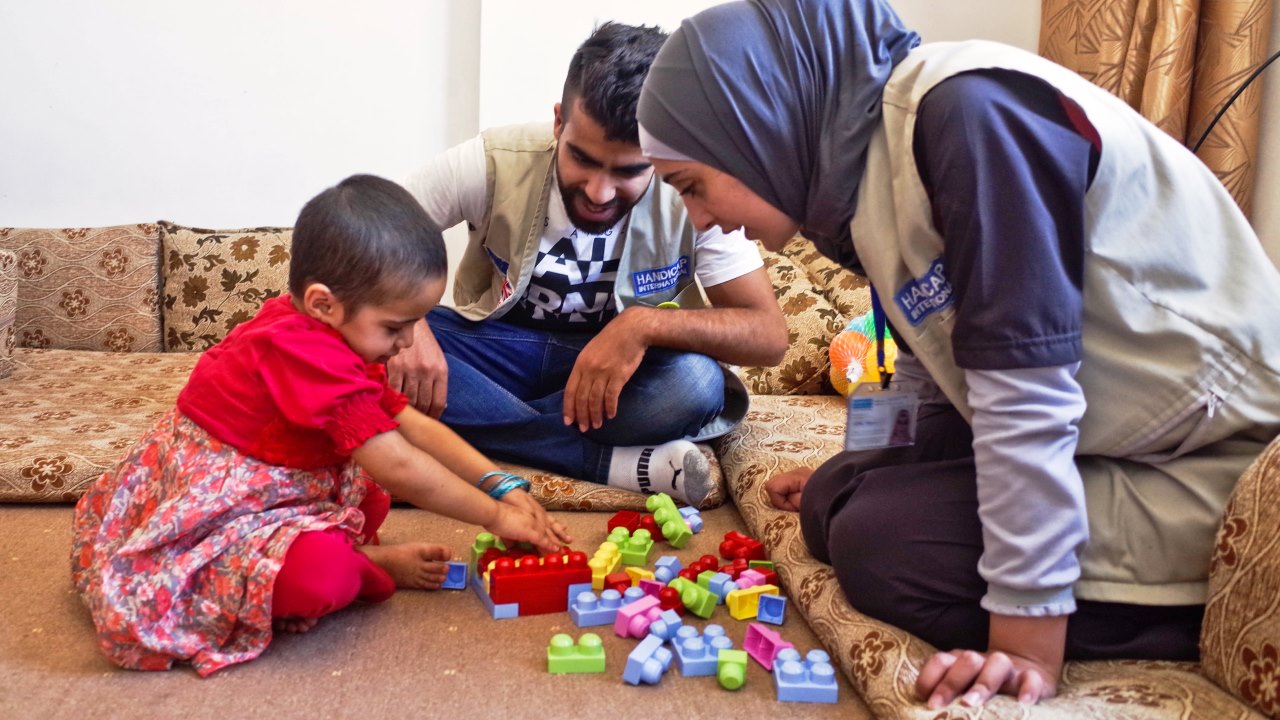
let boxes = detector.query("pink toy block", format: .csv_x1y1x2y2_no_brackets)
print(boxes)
614,595,663,639
744,622,794,670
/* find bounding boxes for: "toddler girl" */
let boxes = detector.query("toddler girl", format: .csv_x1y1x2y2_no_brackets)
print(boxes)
72,174,570,676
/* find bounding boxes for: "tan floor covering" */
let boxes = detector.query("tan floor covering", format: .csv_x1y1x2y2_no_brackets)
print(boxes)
0,503,872,719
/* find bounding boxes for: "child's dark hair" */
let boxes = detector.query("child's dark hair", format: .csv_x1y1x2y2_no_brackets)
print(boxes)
561,22,668,144
290,174,447,313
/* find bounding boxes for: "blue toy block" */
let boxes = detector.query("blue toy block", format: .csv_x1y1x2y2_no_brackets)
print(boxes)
678,505,704,533
706,571,738,602
470,571,518,619
441,561,468,590
646,609,683,641
623,634,674,686
757,593,787,625
653,555,682,583
569,588,625,627
566,581,594,602
773,648,839,703
671,624,733,677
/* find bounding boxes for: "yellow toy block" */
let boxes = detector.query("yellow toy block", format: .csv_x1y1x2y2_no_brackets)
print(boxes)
589,541,621,590
625,566,654,585
726,583,780,620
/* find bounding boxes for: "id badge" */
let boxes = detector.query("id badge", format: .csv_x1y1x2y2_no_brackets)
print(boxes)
845,383,919,451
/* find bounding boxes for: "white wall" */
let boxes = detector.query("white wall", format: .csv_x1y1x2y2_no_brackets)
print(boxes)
0,0,479,229
1249,2,1280,265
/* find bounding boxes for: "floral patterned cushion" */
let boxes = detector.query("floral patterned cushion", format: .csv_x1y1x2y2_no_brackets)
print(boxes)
735,238,853,396
0,225,162,352
1201,434,1280,719
159,222,292,351
0,348,199,502
719,394,1256,719
0,249,16,379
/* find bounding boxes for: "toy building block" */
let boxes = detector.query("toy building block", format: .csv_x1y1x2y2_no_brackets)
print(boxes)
646,493,693,548
639,513,659,536
626,566,655,585
603,571,632,594
623,634,674,686
614,595,664,639
672,624,733,677
698,570,738,603
652,555,682,583
678,505,704,533
441,561,468,590
646,609,684,642
618,529,655,567
668,577,717,619
547,633,606,674
735,568,768,589
756,594,787,625
469,532,504,572
717,648,749,690
607,510,642,534
773,648,838,703
720,531,767,562
638,578,665,599
678,554,720,582
657,585,685,615
726,583,780,620
470,570,519,620
486,550,592,616
743,622,794,669
748,560,775,571
588,541,622,590
570,589,625,627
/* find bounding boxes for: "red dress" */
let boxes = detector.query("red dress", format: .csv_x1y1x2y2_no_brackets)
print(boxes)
72,296,408,676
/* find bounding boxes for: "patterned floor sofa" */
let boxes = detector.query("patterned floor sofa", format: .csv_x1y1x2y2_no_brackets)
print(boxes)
2,225,1277,718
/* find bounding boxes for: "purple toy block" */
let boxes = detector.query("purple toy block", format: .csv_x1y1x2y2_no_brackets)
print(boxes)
569,588,625,627
773,648,839,703
638,578,666,599
757,593,787,625
744,622,794,669
623,634,673,685
671,624,733,677
736,568,768,589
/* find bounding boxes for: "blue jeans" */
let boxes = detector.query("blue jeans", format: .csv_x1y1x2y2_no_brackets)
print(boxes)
428,307,725,483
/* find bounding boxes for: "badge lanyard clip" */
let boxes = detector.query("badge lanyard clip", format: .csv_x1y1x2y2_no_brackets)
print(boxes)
871,286,893,390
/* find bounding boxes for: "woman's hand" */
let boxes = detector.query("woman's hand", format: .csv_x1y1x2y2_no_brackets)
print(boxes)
916,614,1065,708
765,467,814,512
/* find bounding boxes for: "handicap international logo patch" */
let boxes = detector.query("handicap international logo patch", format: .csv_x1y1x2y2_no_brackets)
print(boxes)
630,256,690,297
894,258,953,326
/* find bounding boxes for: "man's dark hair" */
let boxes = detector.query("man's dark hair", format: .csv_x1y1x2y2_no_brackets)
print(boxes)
561,21,668,144
290,174,447,313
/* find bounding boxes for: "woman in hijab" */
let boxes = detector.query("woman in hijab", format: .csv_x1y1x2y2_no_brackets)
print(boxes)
638,0,1280,709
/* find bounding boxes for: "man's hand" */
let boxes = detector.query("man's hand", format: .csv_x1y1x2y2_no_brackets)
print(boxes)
563,309,651,432
916,614,1065,708
765,467,813,512
387,319,449,418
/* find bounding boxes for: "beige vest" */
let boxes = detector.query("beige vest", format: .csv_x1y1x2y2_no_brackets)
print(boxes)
450,123,704,321
852,41,1280,604
449,123,747,442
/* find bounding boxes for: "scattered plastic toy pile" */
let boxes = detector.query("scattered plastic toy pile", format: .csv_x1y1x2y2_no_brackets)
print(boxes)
445,492,839,703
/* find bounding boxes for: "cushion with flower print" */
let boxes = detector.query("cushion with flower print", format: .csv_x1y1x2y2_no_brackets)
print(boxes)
159,222,292,351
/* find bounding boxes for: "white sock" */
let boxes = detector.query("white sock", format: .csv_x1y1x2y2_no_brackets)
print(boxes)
607,440,711,507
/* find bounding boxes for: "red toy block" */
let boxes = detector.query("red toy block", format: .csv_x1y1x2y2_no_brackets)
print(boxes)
657,585,686,615
487,550,591,616
678,554,720,583
603,571,632,594
720,531,767,562
639,514,659,536
607,510,642,534
719,557,750,580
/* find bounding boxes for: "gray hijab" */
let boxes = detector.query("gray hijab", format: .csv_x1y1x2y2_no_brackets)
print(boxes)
637,0,919,272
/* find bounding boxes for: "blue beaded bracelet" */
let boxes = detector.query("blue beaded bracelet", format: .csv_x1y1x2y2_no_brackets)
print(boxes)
475,470,510,488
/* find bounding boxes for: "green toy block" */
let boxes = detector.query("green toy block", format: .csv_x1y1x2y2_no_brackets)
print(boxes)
646,493,692,548
619,529,655,566
748,560,775,571
718,648,749,690
547,633,606,673
470,532,505,572
669,577,717,619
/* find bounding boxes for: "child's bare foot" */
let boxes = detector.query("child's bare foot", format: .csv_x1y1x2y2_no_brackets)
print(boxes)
359,542,452,589
274,616,320,634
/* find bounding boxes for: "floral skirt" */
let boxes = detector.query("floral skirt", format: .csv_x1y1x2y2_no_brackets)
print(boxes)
72,409,369,676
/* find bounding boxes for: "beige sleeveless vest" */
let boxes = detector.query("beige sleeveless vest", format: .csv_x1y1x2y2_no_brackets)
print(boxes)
851,41,1280,604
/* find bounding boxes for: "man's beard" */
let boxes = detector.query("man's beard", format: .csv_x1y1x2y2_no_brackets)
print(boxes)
559,183,630,235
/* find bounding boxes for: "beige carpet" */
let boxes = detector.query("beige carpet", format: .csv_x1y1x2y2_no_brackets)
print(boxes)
0,503,872,719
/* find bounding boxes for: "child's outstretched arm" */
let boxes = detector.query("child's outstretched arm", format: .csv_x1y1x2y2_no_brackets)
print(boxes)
352,425,566,554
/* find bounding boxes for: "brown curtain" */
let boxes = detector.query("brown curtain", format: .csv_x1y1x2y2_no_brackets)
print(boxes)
1040,0,1274,216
